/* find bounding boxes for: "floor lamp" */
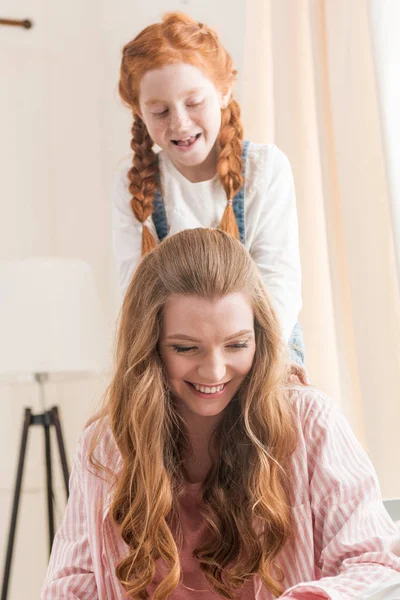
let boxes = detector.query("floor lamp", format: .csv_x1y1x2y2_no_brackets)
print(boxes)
0,258,108,600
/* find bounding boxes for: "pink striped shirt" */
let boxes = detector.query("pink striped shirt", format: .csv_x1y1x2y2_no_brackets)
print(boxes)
41,387,400,599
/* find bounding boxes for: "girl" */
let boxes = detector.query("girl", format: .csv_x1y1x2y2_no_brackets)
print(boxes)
112,12,304,365
42,229,400,599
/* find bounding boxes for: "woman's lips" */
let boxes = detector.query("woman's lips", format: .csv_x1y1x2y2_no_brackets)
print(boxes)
185,380,229,399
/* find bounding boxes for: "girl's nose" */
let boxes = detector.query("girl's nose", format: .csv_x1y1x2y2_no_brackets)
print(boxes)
169,108,191,134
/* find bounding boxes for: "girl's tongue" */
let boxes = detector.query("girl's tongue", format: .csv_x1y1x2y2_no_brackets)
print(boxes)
173,134,200,147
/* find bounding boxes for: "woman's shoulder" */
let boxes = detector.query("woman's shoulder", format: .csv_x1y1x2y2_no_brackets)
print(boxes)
286,384,338,433
77,416,122,481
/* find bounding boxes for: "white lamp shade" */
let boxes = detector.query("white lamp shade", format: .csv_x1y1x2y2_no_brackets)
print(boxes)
0,258,108,378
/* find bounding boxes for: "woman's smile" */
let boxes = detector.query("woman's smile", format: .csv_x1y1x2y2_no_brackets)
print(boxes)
185,380,230,399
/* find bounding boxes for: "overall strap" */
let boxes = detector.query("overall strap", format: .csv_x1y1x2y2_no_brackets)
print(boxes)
152,141,250,243
152,185,168,242
232,140,249,244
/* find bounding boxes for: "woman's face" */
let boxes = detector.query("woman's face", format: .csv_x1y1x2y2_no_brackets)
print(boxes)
159,293,256,421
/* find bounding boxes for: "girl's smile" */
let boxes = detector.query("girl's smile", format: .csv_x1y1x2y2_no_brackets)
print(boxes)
171,132,201,147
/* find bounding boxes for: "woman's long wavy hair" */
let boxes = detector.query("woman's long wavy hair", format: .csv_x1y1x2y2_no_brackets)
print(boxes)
119,12,244,254
89,229,297,599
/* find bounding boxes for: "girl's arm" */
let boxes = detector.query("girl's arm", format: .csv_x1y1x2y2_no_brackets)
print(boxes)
282,390,400,599
250,145,302,344
40,435,98,600
112,162,146,297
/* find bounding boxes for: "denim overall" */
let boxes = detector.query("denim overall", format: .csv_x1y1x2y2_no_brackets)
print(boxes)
152,142,305,365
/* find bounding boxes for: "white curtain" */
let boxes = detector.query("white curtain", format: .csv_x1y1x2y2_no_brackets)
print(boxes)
368,0,400,287
241,0,400,497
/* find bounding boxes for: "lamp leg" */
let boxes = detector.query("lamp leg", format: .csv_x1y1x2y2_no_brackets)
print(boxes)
43,411,55,553
1,408,32,600
1,407,70,598
50,406,70,499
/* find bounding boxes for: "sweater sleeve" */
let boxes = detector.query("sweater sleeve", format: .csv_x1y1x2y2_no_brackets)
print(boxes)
249,145,302,344
112,161,146,297
281,391,400,599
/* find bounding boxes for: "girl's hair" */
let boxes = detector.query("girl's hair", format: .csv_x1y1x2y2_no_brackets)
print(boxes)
118,12,244,254
89,228,297,599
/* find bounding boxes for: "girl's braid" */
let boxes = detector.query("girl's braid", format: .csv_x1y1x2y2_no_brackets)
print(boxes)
217,99,244,239
128,115,159,254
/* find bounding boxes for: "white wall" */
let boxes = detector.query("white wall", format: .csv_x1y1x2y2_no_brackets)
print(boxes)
1,1,398,598
0,1,246,598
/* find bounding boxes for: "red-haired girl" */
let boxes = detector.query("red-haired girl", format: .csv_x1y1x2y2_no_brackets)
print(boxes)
112,12,304,367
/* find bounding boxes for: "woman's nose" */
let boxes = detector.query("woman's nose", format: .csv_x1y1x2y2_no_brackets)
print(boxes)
197,353,227,384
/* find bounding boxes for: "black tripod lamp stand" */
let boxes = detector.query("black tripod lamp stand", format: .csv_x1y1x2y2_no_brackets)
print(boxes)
1,374,70,600
0,258,108,600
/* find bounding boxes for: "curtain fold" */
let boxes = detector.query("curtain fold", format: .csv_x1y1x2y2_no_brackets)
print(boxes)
367,0,400,288
242,0,400,496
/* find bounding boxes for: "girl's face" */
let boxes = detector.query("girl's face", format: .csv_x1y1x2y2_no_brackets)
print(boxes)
138,63,229,182
159,293,256,422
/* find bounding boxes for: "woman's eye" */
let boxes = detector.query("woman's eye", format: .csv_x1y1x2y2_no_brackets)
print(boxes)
228,342,249,350
171,342,249,353
172,345,197,354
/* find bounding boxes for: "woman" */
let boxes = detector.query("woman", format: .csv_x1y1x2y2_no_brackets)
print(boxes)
42,229,400,599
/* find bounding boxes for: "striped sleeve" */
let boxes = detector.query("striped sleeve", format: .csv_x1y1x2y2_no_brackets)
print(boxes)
40,434,98,599
283,391,400,599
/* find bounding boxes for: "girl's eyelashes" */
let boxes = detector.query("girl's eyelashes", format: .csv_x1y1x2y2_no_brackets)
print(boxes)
151,109,169,117
150,99,204,117
186,98,204,108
